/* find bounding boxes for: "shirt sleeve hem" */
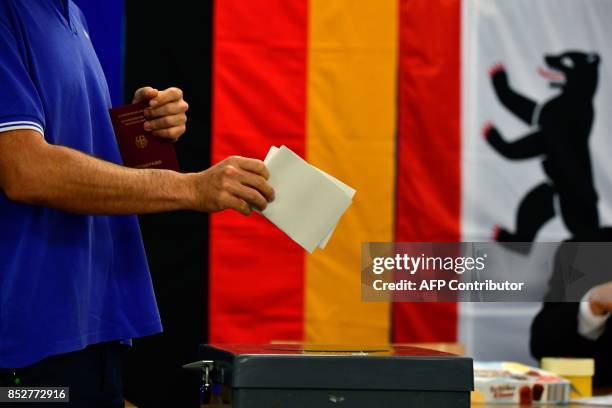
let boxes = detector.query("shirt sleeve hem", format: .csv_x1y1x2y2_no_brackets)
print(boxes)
0,120,44,136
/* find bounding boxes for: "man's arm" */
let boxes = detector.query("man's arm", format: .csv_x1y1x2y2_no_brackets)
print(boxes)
0,130,273,216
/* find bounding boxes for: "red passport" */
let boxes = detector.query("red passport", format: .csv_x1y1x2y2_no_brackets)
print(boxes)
109,101,180,171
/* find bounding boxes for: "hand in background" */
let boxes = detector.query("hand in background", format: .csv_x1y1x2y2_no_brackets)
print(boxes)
589,282,612,316
133,86,189,141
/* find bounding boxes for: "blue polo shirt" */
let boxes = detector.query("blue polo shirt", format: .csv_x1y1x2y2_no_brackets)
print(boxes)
0,0,162,368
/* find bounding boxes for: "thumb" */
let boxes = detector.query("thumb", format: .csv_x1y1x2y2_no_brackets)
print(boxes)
132,87,159,103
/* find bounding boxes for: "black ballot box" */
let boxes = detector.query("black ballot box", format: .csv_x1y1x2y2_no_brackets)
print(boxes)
186,344,473,408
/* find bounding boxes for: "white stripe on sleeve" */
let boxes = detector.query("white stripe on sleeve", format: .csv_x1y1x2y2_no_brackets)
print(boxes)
0,121,44,136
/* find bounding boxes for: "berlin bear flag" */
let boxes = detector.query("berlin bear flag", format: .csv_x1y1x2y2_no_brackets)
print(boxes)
456,0,612,362
210,0,612,361
396,0,612,361
462,0,612,243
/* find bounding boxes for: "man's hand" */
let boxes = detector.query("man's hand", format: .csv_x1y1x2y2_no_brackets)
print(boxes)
192,156,275,216
133,86,189,141
588,282,612,316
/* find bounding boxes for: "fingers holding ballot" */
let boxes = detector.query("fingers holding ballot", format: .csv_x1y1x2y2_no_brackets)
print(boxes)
198,146,355,253
196,156,275,216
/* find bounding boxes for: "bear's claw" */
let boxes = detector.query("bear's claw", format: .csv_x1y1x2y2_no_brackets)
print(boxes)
482,121,494,139
492,224,502,241
489,63,505,78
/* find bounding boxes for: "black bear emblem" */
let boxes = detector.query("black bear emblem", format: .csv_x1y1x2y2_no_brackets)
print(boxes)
483,51,601,250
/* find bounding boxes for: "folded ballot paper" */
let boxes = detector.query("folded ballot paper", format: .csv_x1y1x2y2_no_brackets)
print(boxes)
260,146,356,253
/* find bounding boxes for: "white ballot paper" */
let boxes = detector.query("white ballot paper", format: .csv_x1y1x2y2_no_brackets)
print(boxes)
261,146,356,253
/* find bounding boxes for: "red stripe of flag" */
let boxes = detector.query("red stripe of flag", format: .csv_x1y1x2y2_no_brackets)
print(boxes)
210,0,308,342
393,0,462,342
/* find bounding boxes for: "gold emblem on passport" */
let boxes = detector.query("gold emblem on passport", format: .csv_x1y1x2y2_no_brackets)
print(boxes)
135,134,148,149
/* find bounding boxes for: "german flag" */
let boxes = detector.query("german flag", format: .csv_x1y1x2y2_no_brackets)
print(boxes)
210,0,460,344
